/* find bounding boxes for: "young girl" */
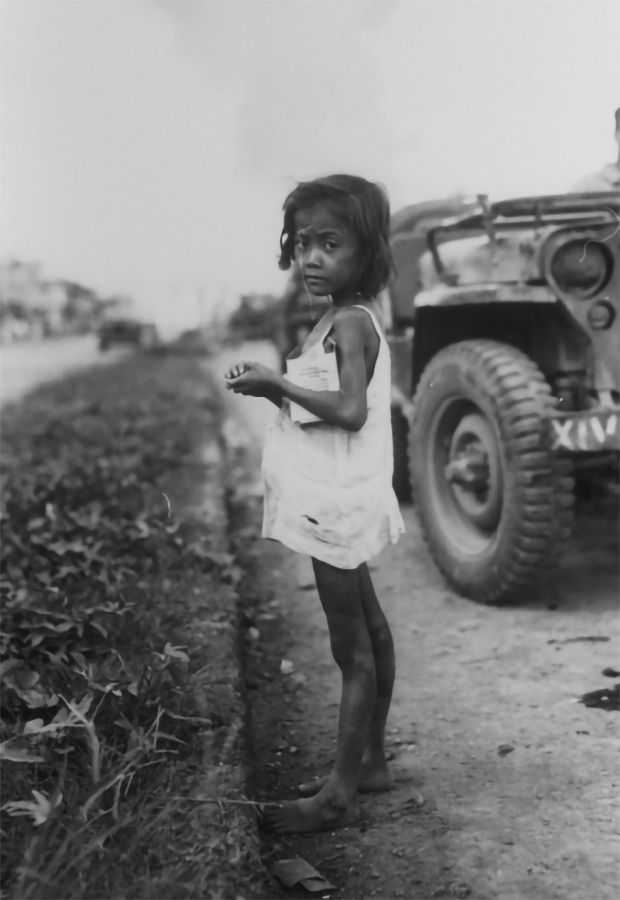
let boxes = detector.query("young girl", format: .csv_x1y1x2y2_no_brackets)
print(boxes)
225,174,404,833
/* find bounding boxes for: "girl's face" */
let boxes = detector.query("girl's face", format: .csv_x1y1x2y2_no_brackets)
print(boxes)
293,203,361,302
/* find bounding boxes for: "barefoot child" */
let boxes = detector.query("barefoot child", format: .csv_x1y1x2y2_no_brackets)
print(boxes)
225,174,405,833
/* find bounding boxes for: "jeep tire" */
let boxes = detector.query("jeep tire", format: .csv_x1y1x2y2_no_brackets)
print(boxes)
409,340,574,603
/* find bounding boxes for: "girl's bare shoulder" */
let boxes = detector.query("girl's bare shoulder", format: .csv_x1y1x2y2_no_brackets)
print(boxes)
329,308,366,349
331,305,377,344
332,305,372,331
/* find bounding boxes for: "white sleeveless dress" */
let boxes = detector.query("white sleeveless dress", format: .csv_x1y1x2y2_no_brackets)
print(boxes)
261,304,405,569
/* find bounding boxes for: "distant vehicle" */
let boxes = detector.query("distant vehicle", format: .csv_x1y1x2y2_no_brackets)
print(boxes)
228,293,281,342
97,317,159,351
387,191,620,604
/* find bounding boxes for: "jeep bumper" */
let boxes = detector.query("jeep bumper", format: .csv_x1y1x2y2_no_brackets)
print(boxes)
551,408,620,452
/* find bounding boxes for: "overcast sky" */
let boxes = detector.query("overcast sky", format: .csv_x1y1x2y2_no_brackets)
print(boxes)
1,0,619,330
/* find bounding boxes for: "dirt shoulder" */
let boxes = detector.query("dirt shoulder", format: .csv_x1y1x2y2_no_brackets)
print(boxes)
1,349,266,899
215,339,620,900
237,491,619,900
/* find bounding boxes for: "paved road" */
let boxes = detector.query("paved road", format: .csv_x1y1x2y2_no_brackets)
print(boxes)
0,336,129,407
217,341,620,900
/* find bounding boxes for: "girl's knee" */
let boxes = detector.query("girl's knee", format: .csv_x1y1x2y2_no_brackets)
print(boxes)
330,635,375,676
371,622,394,653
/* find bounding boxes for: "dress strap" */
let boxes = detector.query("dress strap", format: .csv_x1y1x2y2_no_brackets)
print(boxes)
304,304,382,355
351,304,383,341
302,308,335,353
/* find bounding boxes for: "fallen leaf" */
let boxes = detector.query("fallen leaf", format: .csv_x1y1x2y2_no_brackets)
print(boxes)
272,858,336,893
0,742,44,764
497,744,515,756
280,659,295,675
602,667,620,678
23,718,45,735
447,882,472,898
14,668,40,690
401,790,425,810
579,684,620,711
2,789,63,826
163,643,190,662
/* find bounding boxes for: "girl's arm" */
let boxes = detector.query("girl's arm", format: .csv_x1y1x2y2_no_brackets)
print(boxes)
280,311,368,431
225,310,369,431
225,361,282,407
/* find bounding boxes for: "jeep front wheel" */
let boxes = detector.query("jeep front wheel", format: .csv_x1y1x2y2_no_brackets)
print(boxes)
409,340,574,604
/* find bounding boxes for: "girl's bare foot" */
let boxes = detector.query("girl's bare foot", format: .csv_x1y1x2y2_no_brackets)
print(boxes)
298,757,390,796
262,791,360,834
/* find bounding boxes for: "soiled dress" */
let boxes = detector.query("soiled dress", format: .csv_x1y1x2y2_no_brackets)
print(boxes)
261,304,405,569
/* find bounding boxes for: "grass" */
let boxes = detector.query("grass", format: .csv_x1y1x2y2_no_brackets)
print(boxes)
0,348,264,899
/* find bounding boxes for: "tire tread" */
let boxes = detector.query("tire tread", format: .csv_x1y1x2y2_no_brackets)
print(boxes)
409,339,574,604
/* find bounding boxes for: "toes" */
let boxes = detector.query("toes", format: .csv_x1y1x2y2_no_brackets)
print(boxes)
297,778,324,797
297,784,314,797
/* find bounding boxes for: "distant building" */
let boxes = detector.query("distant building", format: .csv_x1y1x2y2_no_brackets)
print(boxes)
0,259,43,307
39,281,69,333
0,259,105,342
228,292,281,340
58,280,104,334
0,259,44,341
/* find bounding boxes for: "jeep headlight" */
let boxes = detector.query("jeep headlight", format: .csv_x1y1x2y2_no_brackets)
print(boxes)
549,239,612,298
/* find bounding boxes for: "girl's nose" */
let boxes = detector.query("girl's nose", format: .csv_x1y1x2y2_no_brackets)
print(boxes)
307,245,322,266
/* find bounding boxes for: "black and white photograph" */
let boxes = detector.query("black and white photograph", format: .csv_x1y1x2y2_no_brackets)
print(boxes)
1,1,619,898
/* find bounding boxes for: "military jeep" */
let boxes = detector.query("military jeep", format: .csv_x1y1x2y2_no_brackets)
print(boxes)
388,191,620,604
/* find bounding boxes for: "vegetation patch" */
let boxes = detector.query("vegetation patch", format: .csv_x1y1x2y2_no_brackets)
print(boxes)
0,351,262,898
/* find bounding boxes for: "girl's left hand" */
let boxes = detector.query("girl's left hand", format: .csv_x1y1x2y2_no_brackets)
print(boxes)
224,361,282,398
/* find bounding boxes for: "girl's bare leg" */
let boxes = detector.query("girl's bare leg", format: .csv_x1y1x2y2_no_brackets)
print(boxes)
264,559,376,833
298,562,394,795
357,562,394,787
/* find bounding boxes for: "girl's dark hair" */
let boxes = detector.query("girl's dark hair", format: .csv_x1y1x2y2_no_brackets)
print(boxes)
278,174,393,298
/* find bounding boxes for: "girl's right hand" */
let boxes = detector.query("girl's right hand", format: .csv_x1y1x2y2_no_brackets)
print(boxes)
224,362,249,380
224,362,283,398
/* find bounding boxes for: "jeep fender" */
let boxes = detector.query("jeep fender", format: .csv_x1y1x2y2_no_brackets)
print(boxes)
410,302,590,394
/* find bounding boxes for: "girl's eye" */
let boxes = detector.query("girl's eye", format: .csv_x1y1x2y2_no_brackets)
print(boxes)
323,241,337,251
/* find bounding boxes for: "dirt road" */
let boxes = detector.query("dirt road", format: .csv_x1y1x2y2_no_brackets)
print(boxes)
0,335,129,407
215,342,620,900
